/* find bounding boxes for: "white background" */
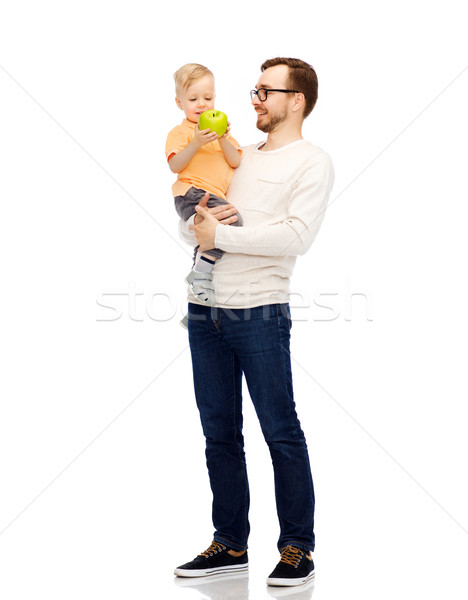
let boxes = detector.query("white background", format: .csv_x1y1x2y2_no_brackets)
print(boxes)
1,1,467,599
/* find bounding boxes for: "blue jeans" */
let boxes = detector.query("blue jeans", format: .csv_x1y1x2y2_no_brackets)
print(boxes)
187,302,315,552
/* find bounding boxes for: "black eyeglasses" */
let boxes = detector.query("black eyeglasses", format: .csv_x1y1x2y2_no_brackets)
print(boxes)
250,88,299,102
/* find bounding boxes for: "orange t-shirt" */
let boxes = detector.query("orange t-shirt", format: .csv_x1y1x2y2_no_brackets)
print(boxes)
165,119,242,200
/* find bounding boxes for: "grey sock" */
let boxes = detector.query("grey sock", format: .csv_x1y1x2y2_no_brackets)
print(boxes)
195,255,216,273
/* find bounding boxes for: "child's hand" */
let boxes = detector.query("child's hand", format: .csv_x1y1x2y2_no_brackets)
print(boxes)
193,124,219,148
219,122,231,140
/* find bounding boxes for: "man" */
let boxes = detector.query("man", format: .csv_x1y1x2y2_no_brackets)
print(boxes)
174,57,334,587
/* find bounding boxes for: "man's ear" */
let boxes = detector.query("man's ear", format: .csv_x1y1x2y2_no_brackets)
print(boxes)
175,96,183,110
292,92,305,114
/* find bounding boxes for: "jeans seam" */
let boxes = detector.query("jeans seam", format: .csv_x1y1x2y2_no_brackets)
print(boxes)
232,350,249,548
276,305,299,441
213,308,221,333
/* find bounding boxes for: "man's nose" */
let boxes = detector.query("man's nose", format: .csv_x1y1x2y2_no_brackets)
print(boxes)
251,95,261,106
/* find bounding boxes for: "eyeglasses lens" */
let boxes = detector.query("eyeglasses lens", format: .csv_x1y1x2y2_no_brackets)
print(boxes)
251,89,267,101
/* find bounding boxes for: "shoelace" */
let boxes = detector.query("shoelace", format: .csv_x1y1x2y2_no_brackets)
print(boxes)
279,545,304,568
199,541,227,557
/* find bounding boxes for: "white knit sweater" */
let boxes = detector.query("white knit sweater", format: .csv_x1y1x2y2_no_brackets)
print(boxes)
179,139,335,309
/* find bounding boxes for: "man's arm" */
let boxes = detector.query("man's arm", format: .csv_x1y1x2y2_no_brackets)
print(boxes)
179,192,240,245
179,214,198,245
194,154,334,256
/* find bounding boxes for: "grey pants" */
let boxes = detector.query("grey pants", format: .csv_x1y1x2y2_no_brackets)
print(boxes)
174,186,243,260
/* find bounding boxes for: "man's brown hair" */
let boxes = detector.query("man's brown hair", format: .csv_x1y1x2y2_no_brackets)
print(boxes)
260,57,318,119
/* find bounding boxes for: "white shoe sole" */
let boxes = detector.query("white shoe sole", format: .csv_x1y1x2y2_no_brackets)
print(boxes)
174,571,249,587
266,570,315,587
175,562,248,578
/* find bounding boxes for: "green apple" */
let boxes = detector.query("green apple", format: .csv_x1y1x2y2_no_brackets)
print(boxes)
198,109,228,137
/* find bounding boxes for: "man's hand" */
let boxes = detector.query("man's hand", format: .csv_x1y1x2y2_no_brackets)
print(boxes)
191,192,239,252
194,192,239,225
191,206,218,251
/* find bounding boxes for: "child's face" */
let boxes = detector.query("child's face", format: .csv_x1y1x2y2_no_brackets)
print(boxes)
176,75,215,123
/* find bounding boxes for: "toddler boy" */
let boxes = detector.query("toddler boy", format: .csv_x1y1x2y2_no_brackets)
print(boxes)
165,63,242,307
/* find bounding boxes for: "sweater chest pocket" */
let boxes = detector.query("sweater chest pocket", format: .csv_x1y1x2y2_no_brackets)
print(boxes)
245,177,289,216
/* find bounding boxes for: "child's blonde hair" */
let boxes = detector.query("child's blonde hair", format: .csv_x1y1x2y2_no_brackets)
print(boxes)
174,63,214,95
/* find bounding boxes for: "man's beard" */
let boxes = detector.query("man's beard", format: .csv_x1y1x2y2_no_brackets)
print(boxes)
256,108,288,133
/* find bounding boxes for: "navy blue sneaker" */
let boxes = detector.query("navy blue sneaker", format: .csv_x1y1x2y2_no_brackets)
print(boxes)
266,545,315,586
174,541,248,578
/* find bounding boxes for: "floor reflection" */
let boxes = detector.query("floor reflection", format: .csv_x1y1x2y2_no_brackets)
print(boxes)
266,578,314,599
174,572,249,599
173,572,315,600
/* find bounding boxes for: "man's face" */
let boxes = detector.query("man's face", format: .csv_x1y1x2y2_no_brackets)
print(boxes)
252,64,291,133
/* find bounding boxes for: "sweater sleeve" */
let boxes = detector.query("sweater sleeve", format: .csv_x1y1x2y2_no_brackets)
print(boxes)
178,213,197,246
214,153,334,256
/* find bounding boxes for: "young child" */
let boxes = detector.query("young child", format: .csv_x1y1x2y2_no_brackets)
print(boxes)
165,63,243,308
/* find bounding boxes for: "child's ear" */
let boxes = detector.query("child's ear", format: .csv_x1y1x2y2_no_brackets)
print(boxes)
175,96,183,110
